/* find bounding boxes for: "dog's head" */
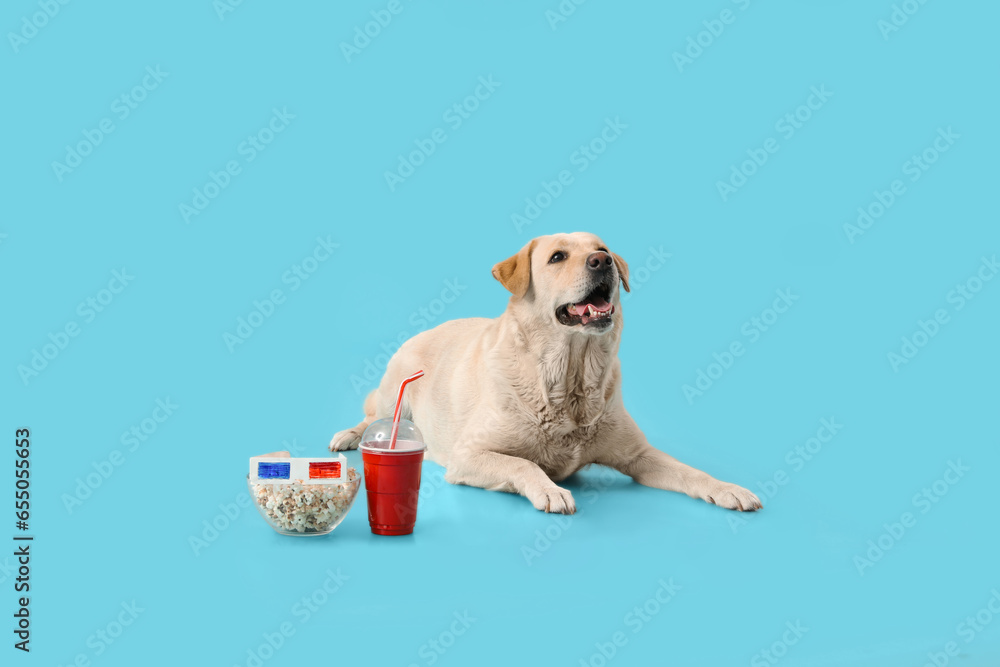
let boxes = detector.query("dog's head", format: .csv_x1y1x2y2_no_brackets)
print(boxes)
492,232,630,336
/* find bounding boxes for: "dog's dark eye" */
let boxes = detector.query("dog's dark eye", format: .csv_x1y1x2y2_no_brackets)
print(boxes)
598,247,609,253
549,251,567,264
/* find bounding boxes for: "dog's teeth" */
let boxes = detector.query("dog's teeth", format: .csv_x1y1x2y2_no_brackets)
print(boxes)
586,305,595,317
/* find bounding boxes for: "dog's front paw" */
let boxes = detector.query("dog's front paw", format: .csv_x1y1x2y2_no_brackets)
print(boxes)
705,483,762,512
527,485,576,514
329,428,361,451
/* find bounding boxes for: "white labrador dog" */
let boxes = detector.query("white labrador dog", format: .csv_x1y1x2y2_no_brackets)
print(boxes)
331,232,761,514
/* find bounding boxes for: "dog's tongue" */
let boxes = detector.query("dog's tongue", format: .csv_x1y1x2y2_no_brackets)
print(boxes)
567,296,612,323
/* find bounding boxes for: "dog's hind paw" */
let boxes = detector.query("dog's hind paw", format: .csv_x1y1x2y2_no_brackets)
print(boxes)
329,428,362,451
705,483,762,512
528,485,576,514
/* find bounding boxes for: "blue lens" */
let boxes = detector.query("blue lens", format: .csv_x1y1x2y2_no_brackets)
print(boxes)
257,462,290,479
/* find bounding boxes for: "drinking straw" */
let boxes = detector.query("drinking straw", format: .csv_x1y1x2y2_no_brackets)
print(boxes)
389,370,424,449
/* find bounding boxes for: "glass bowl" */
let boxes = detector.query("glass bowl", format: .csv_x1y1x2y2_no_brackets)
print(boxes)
247,468,360,536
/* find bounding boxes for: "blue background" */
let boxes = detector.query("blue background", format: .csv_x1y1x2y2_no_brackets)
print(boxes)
3,1,999,665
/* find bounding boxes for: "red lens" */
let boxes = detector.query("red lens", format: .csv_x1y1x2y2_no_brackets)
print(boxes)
308,461,342,478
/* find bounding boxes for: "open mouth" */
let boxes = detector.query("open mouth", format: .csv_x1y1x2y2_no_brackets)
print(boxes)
556,281,615,327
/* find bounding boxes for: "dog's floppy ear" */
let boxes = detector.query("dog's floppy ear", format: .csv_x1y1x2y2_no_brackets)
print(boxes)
492,239,536,298
611,251,630,292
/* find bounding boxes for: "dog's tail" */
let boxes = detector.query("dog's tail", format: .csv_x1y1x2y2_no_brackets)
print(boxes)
329,389,379,451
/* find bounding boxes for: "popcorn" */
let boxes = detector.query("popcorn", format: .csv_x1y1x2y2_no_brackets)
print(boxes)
250,468,359,534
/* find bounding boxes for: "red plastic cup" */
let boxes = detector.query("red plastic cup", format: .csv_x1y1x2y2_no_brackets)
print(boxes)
361,439,426,535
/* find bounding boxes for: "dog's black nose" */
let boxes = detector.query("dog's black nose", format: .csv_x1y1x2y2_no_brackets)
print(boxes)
587,251,613,271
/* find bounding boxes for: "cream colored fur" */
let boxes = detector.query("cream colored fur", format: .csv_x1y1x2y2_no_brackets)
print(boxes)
331,232,761,514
